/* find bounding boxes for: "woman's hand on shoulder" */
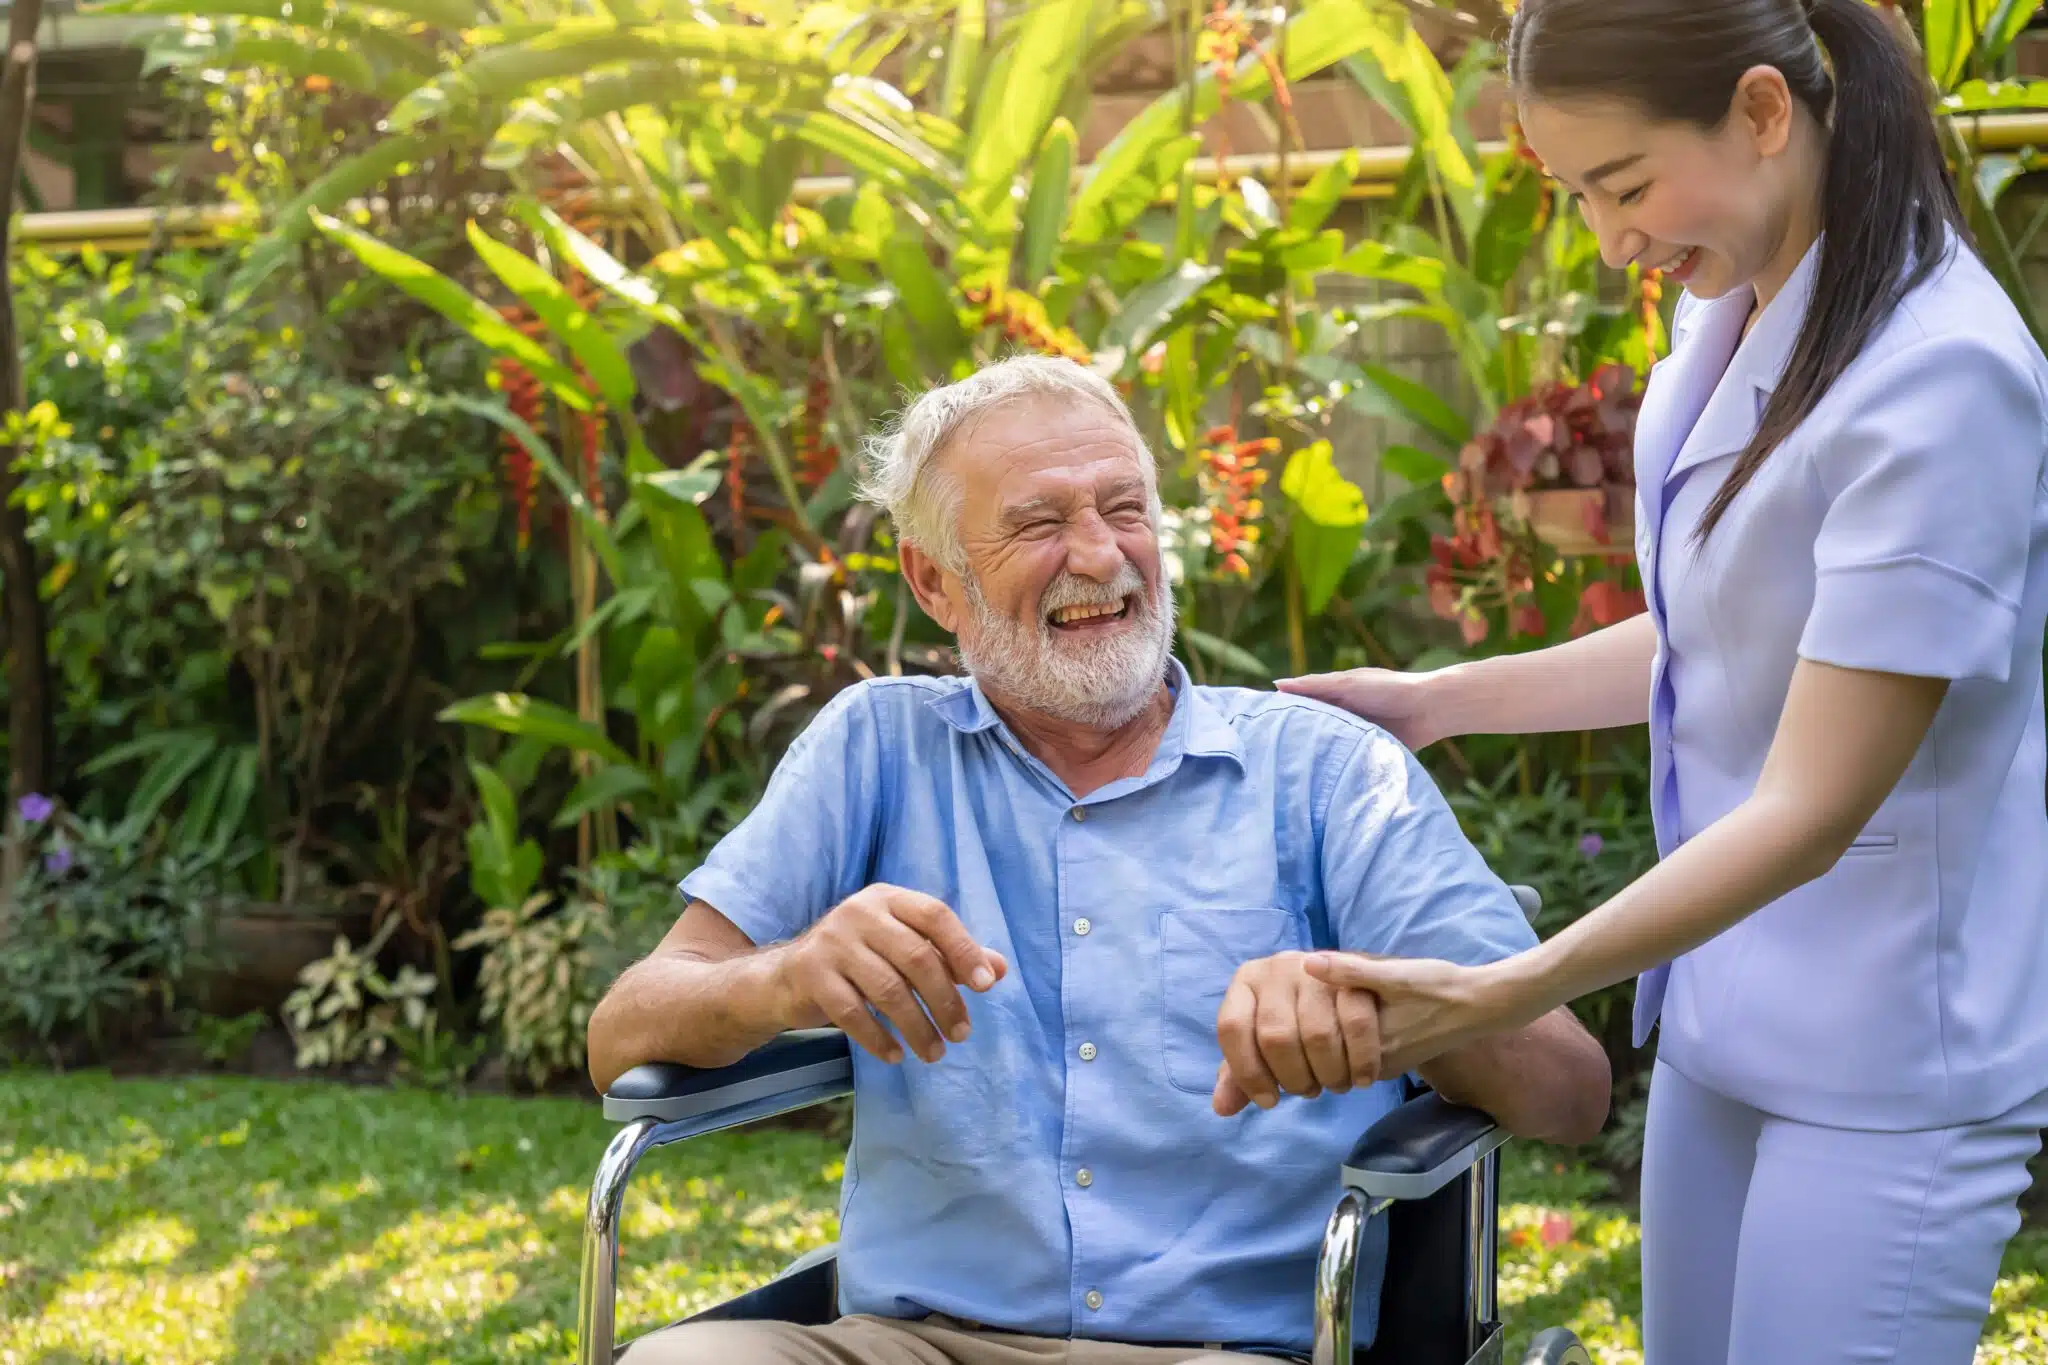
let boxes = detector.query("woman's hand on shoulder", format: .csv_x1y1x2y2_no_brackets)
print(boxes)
1277,667,1447,751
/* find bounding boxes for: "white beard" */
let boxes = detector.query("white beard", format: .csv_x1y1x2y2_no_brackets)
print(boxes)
955,561,1174,730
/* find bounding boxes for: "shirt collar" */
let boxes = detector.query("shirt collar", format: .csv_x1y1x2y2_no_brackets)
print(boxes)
925,655,1246,772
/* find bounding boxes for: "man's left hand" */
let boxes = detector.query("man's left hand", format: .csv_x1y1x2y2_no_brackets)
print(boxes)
1212,952,1382,1117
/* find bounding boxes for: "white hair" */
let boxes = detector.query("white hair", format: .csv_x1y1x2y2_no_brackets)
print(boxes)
855,354,1154,573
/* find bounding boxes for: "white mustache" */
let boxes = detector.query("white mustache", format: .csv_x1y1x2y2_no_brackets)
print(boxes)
1038,565,1147,618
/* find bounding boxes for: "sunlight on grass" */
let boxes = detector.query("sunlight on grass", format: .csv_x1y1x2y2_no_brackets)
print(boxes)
4,1073,2047,1364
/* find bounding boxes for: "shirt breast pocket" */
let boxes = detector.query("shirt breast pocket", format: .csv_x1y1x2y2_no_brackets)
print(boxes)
1158,906,1309,1095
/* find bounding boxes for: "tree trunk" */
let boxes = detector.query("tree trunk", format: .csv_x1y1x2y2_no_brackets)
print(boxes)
0,0,50,908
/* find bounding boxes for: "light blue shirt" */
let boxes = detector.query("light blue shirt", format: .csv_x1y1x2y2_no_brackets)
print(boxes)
1632,233,2048,1130
679,658,1539,1354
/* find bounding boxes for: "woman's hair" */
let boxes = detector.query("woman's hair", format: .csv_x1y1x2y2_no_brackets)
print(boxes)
1507,0,1968,542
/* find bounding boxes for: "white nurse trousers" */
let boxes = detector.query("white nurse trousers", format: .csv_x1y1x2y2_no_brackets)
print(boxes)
1639,1059,2048,1364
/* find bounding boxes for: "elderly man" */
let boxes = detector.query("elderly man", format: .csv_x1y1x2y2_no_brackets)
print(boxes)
586,354,1611,1365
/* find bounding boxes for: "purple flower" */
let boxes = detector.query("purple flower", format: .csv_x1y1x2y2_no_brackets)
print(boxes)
15,793,51,825
1577,832,1604,859
42,847,71,874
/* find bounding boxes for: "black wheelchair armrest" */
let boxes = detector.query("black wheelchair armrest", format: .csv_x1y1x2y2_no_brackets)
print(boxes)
1340,1089,1508,1203
601,1028,854,1124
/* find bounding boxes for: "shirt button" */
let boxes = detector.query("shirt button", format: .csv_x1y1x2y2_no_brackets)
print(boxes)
1073,917,1091,936
1071,806,1087,821
1085,1290,1104,1311
1078,1042,1097,1062
1076,1168,1094,1187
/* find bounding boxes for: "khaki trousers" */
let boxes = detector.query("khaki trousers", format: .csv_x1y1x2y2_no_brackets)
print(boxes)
616,1313,1301,1364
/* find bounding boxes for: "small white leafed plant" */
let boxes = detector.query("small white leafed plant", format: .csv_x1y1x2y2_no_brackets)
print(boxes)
284,916,438,1069
456,892,609,1089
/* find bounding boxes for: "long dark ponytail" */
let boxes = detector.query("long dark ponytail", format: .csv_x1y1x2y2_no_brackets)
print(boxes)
1507,0,1969,541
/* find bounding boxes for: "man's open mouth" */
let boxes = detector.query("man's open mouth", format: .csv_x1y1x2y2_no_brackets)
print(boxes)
1048,597,1134,631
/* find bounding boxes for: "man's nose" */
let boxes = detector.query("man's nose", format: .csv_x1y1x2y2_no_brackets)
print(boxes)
1063,513,1124,581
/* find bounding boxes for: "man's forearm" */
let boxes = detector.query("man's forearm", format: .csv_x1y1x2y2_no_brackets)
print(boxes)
585,946,793,1093
1420,1006,1611,1145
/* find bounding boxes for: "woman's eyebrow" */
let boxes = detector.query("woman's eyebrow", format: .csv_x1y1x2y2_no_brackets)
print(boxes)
1584,151,1646,185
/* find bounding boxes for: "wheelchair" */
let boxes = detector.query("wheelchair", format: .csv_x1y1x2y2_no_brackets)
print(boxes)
575,885,1595,1365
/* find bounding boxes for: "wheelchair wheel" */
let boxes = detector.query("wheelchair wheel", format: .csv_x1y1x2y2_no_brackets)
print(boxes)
1519,1327,1593,1365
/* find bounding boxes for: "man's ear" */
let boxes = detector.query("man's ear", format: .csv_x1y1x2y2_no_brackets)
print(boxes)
899,541,960,634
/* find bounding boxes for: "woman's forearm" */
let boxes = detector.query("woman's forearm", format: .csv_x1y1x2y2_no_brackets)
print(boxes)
1430,611,1656,739
1498,790,1832,1015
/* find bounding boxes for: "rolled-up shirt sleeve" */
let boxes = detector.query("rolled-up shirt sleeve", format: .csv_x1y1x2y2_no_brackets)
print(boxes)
1797,332,2046,683
678,682,885,948
1318,726,1539,966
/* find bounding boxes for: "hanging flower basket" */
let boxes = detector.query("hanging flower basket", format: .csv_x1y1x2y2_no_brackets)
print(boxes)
1520,484,1635,558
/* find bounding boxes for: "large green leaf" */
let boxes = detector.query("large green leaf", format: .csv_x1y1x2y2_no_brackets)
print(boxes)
1379,442,1451,487
1072,0,1385,245
1066,132,1200,245
440,693,633,767
880,229,970,366
1281,440,1369,616
960,0,1093,227
937,0,986,124
553,764,657,828
1360,363,1471,446
516,200,686,332
219,37,376,92
1019,116,1077,285
1942,77,2048,109
1471,166,1545,289
1288,149,1359,233
1181,626,1272,680
386,23,828,132
1099,259,1220,364
466,221,636,411
225,133,444,306
312,212,592,408
1924,0,1973,90
1986,0,2046,58
1334,239,1447,293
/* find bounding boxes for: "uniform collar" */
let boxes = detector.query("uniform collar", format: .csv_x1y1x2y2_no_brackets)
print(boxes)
926,655,1245,774
1665,235,1822,482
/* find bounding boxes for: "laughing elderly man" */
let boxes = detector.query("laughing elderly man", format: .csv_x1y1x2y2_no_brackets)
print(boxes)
585,355,1611,1365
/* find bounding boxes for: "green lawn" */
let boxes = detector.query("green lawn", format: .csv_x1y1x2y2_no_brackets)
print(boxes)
2,1071,2045,1364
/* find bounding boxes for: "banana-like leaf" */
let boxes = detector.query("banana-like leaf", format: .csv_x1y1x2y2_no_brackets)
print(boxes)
1923,0,1973,91
554,764,657,828
880,228,970,366
1100,259,1220,362
466,221,637,411
937,0,985,125
1019,116,1077,286
1986,0,2046,58
960,0,1092,227
219,37,376,92
440,693,635,768
516,199,687,333
1334,239,1447,293
386,22,829,132
1288,149,1359,233
313,211,593,408
1942,77,2048,109
225,133,446,306
1067,132,1199,245
1074,0,1385,240
485,67,830,170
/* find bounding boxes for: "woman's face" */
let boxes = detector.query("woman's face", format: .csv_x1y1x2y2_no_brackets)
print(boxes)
1517,68,1812,303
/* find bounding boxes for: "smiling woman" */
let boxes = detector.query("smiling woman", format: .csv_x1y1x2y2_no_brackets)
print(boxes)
1281,3,2048,1365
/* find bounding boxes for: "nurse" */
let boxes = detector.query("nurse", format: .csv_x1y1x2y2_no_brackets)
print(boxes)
1274,0,2048,1361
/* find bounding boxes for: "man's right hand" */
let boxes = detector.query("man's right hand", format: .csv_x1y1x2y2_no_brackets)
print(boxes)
769,883,1008,1064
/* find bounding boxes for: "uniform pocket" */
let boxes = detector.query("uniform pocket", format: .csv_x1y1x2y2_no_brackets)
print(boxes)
1840,832,1898,857
1158,906,1308,1094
